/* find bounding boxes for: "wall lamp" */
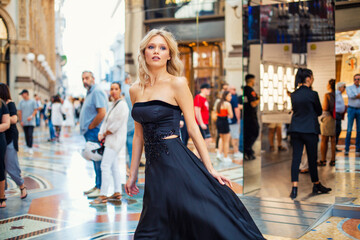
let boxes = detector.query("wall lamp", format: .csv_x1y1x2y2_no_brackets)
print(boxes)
227,0,242,19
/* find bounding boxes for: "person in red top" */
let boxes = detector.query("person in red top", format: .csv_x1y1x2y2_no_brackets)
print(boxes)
194,83,211,145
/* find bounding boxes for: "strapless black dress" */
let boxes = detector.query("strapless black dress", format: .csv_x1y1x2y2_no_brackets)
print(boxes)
132,100,265,240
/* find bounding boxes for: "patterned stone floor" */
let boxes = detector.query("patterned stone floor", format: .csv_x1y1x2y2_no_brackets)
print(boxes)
0,126,359,239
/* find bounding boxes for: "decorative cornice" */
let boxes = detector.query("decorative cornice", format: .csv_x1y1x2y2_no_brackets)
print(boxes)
228,44,242,58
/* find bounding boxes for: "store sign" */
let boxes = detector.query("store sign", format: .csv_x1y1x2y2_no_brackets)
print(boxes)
165,0,191,4
336,41,358,55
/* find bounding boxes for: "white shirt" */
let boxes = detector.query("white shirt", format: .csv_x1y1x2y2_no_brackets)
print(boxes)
62,99,75,126
99,99,129,153
336,90,345,114
346,84,360,108
51,103,63,126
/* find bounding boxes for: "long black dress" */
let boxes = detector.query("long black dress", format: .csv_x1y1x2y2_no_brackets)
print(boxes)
132,100,265,240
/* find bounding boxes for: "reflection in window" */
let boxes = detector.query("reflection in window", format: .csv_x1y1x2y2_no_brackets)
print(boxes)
144,0,223,20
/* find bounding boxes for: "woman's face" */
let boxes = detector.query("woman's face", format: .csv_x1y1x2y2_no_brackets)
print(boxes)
144,35,171,68
110,84,121,100
305,75,314,86
225,93,232,102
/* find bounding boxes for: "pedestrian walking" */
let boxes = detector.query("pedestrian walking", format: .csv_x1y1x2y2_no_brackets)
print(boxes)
194,83,212,145
90,82,129,204
344,74,360,155
51,95,64,142
243,74,260,160
0,83,27,200
216,91,234,162
80,70,108,198
0,97,10,208
45,96,56,142
18,89,38,155
335,82,346,152
318,79,336,167
122,73,136,168
228,86,242,159
62,96,75,135
288,68,331,199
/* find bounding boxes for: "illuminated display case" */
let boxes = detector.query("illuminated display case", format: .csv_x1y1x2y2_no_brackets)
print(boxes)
260,62,297,113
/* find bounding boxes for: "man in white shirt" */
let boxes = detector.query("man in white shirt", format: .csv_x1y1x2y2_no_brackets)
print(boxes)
336,82,346,152
345,74,360,155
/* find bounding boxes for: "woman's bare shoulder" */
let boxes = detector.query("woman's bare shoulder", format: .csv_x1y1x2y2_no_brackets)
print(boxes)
129,82,141,103
171,76,188,88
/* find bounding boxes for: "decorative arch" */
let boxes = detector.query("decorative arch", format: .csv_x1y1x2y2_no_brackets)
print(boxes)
0,7,17,40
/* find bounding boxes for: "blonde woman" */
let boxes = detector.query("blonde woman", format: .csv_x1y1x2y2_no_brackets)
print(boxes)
216,90,234,162
125,29,265,239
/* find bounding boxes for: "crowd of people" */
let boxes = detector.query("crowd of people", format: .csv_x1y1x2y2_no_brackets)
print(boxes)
2,27,358,239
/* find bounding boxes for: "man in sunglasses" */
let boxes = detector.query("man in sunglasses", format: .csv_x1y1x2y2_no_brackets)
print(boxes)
344,74,360,155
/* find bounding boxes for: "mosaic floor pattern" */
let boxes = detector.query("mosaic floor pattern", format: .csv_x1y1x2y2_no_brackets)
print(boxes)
1,126,359,239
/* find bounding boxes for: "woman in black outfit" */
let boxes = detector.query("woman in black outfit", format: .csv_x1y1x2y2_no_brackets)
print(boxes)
0,83,27,200
0,97,10,208
288,68,332,199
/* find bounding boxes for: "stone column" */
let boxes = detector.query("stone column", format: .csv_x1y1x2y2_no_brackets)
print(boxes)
224,1,243,92
125,0,144,80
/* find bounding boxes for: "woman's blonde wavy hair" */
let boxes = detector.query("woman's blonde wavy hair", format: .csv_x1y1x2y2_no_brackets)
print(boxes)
137,28,184,87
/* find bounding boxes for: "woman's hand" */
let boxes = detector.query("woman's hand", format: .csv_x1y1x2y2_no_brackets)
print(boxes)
125,176,139,197
98,134,104,142
209,169,233,188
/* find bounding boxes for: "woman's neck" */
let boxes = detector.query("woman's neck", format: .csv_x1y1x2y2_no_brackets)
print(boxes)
148,67,169,85
113,96,121,102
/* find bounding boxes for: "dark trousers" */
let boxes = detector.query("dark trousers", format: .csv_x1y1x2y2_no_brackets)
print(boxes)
23,126,34,148
290,132,319,182
243,119,259,155
336,113,342,145
84,128,102,189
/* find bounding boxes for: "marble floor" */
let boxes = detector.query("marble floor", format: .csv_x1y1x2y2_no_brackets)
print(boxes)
0,126,359,239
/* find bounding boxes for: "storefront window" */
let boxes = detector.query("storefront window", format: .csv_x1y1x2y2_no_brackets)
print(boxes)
336,30,360,85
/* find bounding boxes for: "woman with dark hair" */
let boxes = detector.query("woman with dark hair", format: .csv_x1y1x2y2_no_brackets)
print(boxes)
90,82,129,204
288,68,331,199
0,84,10,208
319,79,336,167
0,83,27,201
51,95,63,142
215,90,234,162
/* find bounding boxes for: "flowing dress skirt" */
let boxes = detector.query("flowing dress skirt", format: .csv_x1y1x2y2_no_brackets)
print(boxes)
135,137,266,240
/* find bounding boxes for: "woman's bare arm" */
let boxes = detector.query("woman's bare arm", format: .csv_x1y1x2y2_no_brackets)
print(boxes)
173,77,232,186
226,102,233,119
173,78,213,170
10,115,18,124
0,114,10,132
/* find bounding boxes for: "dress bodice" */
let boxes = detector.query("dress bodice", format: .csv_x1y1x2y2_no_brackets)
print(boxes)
132,100,182,163
132,100,181,142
